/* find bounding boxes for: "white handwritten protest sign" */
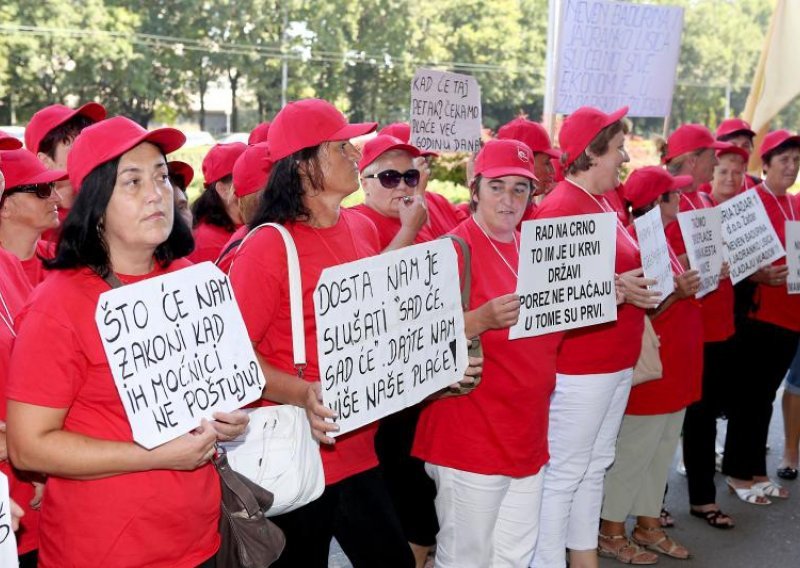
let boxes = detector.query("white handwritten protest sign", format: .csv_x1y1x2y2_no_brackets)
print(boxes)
719,189,785,284
95,262,265,449
410,69,481,153
0,473,18,567
315,240,467,436
634,207,675,302
678,208,724,298
785,221,800,294
551,0,684,117
511,212,617,338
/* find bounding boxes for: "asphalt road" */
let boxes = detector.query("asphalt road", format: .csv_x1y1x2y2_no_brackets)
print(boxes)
330,388,800,567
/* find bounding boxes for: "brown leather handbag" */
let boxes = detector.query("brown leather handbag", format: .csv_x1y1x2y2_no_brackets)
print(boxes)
215,447,286,567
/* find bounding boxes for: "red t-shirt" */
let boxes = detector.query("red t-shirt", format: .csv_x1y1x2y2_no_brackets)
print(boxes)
189,222,237,264
0,249,36,554
664,191,735,342
414,218,562,476
229,209,382,485
749,185,800,331
605,185,631,226
534,181,645,375
6,260,220,568
18,240,56,287
625,237,703,415
215,225,249,274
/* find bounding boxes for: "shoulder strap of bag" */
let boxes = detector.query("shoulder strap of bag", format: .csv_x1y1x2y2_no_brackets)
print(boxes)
231,223,306,376
438,234,471,310
214,238,245,267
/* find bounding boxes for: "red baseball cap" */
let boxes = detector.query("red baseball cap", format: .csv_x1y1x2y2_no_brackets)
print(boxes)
0,130,22,151
24,102,106,154
202,142,246,186
233,143,273,198
559,106,628,168
248,122,271,144
0,148,68,190
474,139,536,181
358,135,421,172
167,160,194,189
622,166,692,210
716,118,755,140
759,129,800,160
664,124,727,163
268,98,377,161
379,122,411,143
67,116,185,192
716,143,749,162
497,118,561,159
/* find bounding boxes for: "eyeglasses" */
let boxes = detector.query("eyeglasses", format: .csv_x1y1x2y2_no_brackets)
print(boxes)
6,182,56,199
363,169,420,189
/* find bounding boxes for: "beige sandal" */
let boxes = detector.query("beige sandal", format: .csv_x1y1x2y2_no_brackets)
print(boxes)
598,533,659,565
632,525,690,560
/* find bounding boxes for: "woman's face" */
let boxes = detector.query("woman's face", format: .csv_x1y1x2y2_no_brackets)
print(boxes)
712,154,745,201
588,131,629,192
361,150,416,218
173,186,193,228
764,147,800,193
317,140,362,198
692,148,718,185
474,175,531,236
532,152,555,195
1,183,61,232
103,142,174,259
658,190,681,224
725,134,754,153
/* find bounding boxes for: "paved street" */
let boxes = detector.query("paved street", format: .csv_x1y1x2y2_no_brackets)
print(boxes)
330,388,800,567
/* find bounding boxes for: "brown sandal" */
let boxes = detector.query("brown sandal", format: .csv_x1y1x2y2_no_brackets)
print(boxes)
598,533,659,565
632,525,690,559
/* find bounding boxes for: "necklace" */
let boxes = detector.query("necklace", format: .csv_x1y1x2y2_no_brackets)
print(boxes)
471,216,519,278
566,179,640,251
0,287,16,338
307,210,359,264
761,182,796,221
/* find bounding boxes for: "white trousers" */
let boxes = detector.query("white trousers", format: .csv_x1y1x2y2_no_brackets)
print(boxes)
529,369,632,568
426,463,545,568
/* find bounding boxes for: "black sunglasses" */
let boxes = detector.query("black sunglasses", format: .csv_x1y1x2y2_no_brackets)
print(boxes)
6,182,56,199
364,169,420,189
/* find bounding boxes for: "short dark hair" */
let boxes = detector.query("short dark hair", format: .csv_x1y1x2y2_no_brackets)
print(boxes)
191,175,236,230
38,114,95,159
46,156,194,277
564,120,628,176
169,172,188,192
249,145,323,227
763,140,800,168
718,131,754,143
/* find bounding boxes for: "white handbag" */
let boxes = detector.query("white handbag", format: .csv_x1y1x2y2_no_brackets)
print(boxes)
221,223,325,517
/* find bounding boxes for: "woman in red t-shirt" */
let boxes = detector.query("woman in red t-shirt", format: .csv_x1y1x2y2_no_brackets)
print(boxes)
5,117,248,568
530,107,660,568
723,130,800,503
598,167,702,563
413,139,560,568
228,99,415,568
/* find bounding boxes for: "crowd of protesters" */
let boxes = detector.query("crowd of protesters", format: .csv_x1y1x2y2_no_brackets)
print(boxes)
0,95,798,568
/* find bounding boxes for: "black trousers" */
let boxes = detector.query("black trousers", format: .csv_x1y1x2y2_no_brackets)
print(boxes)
722,318,799,480
683,337,737,505
269,467,415,568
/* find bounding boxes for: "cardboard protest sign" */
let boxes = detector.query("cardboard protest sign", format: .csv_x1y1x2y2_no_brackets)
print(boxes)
550,0,684,117
315,240,467,436
511,212,617,338
410,69,481,153
785,221,800,294
95,262,265,449
0,473,18,567
719,189,785,284
678,208,725,298
634,207,675,302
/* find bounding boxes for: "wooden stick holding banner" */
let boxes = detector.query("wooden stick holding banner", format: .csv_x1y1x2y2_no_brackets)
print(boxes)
94,263,266,449
678,208,725,298
634,207,675,302
315,240,468,437
511,212,618,339
718,189,785,284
